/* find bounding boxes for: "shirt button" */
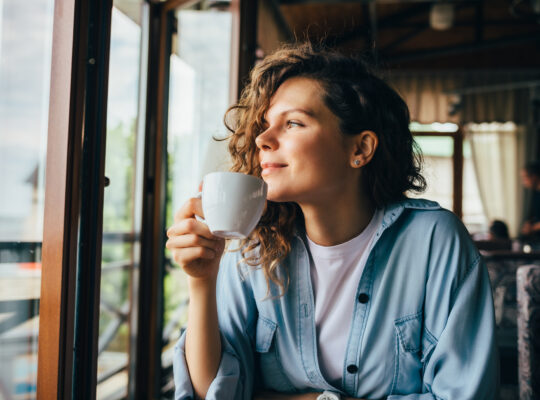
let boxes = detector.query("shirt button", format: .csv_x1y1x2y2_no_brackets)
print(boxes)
347,364,359,373
358,293,369,303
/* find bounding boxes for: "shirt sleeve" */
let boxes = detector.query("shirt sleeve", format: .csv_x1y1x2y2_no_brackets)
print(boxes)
389,214,499,400
172,250,258,400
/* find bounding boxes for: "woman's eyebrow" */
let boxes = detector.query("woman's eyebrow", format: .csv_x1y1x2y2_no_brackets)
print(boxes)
266,108,314,120
264,108,315,123
281,108,315,117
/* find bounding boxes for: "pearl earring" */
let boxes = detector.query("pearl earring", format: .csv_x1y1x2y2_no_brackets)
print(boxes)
354,159,361,166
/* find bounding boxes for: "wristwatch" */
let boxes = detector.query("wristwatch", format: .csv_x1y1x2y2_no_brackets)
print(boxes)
316,390,341,400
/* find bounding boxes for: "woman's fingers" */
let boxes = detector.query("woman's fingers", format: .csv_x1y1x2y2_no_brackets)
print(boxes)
166,197,226,273
174,197,204,223
167,217,214,240
166,233,220,252
171,247,217,264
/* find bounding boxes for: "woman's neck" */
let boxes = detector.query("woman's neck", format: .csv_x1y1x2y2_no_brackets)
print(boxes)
299,190,375,247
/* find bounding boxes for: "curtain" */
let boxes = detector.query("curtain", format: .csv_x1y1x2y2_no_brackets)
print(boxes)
459,72,532,124
388,71,460,124
465,122,523,237
387,71,538,236
387,70,539,125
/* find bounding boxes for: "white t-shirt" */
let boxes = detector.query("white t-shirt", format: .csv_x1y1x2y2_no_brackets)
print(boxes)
307,208,384,387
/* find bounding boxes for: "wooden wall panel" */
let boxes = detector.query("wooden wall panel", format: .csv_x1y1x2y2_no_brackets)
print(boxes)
37,1,113,398
37,0,83,397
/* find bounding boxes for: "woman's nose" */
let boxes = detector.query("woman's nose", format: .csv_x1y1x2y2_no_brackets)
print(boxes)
255,128,278,151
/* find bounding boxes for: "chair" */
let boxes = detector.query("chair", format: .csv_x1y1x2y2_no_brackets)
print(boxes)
516,265,540,399
474,239,512,251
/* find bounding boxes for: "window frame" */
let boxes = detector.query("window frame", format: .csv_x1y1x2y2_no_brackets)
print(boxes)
36,0,256,398
37,0,113,398
413,129,464,218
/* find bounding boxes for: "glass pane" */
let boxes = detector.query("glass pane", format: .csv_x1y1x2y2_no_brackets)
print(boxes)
410,135,454,210
409,122,459,133
97,3,144,399
462,138,488,235
0,0,54,398
162,3,233,396
464,122,520,238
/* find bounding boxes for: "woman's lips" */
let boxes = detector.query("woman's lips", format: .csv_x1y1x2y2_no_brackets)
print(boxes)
261,162,288,175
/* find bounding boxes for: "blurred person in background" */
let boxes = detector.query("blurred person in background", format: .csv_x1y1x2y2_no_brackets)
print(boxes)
520,161,540,238
489,220,510,241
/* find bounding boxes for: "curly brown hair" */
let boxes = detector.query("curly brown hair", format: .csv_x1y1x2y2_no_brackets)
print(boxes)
224,43,426,295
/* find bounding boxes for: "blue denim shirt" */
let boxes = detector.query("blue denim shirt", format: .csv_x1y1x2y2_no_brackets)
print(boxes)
173,199,498,399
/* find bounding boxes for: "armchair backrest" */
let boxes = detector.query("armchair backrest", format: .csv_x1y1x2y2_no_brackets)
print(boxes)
517,264,540,400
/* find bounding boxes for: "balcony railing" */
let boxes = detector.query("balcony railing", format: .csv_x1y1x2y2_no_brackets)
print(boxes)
0,233,187,399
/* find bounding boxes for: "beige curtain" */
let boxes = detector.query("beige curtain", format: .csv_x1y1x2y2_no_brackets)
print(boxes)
386,70,538,125
459,72,532,124
465,122,524,237
388,71,460,124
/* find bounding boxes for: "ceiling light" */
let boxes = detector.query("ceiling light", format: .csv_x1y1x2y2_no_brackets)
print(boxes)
430,3,455,31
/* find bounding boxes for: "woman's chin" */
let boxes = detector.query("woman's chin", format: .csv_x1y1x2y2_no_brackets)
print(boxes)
266,191,293,203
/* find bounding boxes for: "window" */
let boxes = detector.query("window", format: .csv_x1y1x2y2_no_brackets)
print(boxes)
6,0,249,396
413,134,455,210
464,122,521,237
162,2,234,388
410,122,487,234
0,0,54,398
97,3,145,398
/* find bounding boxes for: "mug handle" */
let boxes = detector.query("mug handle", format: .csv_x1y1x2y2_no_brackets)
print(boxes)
194,192,206,224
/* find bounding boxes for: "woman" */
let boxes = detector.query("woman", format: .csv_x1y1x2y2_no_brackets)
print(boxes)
520,161,540,238
167,44,498,400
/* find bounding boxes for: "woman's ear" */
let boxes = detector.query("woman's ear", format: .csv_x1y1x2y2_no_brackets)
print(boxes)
350,130,378,168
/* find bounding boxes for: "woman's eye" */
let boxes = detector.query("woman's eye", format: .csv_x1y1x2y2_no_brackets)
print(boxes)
287,120,303,128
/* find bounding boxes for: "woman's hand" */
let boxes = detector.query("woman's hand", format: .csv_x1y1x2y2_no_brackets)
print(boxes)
167,196,226,398
253,392,316,400
166,196,225,282
253,391,368,400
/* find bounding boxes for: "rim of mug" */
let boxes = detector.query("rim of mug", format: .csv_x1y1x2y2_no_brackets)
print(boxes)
204,171,265,184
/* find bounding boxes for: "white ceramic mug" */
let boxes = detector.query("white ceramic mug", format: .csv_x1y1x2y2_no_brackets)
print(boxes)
201,172,267,239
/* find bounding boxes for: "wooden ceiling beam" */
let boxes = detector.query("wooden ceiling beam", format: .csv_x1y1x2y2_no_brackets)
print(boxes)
266,0,294,41
381,19,540,28
279,0,484,6
326,3,430,48
475,1,484,42
375,0,480,2
381,25,428,53
384,32,540,62
279,0,367,4
378,3,430,29
279,0,480,4
363,2,379,63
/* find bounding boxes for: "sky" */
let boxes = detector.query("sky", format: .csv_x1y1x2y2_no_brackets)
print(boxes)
0,1,141,240
0,0,53,235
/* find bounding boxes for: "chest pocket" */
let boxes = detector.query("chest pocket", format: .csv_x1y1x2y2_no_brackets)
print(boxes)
391,312,433,395
255,316,296,393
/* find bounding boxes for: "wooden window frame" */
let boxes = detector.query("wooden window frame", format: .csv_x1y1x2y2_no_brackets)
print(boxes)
130,1,171,397
37,0,255,397
414,129,464,219
37,0,113,398
132,1,258,397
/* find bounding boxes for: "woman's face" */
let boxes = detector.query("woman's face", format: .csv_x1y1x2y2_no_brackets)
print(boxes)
255,77,357,204
521,169,537,189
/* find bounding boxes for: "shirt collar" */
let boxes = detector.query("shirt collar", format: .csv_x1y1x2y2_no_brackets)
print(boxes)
382,198,440,229
292,198,441,240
